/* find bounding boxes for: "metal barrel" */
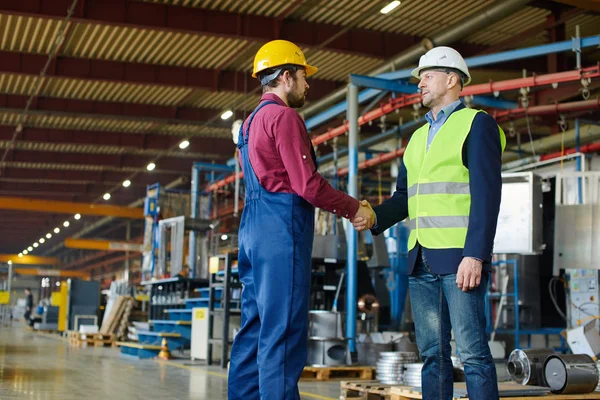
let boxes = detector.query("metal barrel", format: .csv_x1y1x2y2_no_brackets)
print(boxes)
544,354,599,394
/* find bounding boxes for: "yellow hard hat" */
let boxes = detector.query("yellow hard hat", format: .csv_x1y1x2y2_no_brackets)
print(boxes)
252,40,318,78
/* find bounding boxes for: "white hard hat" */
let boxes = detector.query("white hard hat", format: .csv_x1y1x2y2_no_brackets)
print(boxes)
411,46,471,86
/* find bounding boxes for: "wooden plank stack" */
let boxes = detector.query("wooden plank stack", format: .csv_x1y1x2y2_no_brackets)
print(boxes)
99,295,134,342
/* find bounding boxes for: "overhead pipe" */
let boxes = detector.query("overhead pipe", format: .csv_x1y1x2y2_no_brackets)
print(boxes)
209,66,600,192
301,0,532,120
336,123,600,175
503,124,600,163
495,98,600,122
540,141,600,161
305,36,600,130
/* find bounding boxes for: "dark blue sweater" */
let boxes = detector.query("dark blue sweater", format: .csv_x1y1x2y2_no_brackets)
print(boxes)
371,103,503,275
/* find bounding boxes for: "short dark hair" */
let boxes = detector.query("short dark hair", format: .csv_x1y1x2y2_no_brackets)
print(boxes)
25,288,31,292
258,64,301,90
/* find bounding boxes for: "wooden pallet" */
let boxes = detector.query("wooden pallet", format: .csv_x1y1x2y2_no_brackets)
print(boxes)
301,366,374,381
93,333,116,347
340,380,392,400
388,384,600,400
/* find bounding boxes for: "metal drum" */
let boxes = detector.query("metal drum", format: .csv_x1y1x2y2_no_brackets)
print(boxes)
308,311,344,338
544,354,599,394
356,342,393,366
507,348,554,386
306,337,350,367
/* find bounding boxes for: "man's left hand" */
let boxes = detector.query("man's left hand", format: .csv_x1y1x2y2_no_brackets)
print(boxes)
456,257,483,292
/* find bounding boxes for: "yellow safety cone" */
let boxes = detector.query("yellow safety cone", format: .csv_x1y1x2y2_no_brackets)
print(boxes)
157,338,171,360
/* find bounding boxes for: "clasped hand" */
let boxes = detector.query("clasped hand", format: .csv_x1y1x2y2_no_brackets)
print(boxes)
350,200,375,232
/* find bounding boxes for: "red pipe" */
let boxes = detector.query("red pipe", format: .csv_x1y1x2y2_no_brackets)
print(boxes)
338,147,406,176
540,141,600,161
206,66,600,191
461,65,600,97
495,99,600,122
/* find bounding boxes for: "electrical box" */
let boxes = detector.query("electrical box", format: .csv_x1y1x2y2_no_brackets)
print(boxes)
494,172,544,255
568,268,600,330
191,307,209,361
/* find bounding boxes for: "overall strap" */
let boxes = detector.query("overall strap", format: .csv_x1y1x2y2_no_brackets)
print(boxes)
237,100,279,149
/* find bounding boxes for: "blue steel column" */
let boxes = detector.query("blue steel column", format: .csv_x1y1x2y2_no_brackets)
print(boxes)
346,83,359,352
392,222,409,329
576,118,582,204
189,164,199,278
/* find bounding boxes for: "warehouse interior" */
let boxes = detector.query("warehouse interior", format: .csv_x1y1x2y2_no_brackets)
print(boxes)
1,0,600,399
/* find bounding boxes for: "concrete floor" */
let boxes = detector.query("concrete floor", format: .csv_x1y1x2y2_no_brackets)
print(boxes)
0,324,340,399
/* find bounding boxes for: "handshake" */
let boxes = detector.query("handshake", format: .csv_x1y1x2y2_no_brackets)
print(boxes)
350,200,376,232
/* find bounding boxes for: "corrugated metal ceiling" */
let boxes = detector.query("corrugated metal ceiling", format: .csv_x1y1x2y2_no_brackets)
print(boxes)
0,161,182,173
142,0,295,17
0,140,222,159
0,73,193,106
0,110,230,138
468,7,550,46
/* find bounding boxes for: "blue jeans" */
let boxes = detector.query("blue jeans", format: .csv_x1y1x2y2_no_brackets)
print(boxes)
409,252,499,400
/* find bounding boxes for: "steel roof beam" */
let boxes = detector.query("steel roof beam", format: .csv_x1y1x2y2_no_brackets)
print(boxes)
1,0,424,60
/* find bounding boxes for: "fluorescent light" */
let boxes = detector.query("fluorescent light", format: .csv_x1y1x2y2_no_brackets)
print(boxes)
63,221,70,227
221,110,233,120
122,180,131,188
46,233,52,239
27,246,33,252
18,253,23,257
380,0,401,14
147,163,156,171
23,250,28,255
74,214,81,220
54,227,60,234
39,238,45,244
33,243,39,248
103,193,111,200
179,140,190,149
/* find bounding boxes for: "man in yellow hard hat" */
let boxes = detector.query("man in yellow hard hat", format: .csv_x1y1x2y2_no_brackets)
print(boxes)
227,40,374,400
352,46,505,399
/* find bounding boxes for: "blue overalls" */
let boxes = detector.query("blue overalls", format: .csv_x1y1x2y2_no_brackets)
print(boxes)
228,100,316,400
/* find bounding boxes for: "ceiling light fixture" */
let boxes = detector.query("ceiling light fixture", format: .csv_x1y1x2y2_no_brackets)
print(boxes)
63,221,70,228
221,110,233,120
147,163,156,171
179,140,190,149
380,0,401,14
123,180,131,188
74,214,81,220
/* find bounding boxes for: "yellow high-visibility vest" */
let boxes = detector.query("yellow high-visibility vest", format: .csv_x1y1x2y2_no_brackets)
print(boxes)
404,108,506,250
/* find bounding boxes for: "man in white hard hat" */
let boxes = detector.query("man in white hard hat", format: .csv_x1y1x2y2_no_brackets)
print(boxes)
352,46,505,399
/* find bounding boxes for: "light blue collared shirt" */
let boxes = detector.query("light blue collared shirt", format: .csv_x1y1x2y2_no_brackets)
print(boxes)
425,100,463,151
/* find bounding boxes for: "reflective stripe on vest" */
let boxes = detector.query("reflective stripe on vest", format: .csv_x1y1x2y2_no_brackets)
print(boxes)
407,182,470,198
404,107,506,250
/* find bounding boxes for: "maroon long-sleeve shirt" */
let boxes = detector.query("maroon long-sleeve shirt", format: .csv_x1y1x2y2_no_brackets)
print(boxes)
243,93,360,219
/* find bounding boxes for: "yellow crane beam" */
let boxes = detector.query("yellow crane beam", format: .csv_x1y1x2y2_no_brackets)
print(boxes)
14,268,89,278
65,238,144,252
0,196,144,219
0,254,60,265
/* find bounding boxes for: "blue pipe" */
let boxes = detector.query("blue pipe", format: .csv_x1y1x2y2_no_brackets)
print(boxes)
306,35,600,130
346,83,359,352
576,118,582,204
193,162,233,173
349,75,517,109
393,223,409,330
189,165,199,278
317,119,424,165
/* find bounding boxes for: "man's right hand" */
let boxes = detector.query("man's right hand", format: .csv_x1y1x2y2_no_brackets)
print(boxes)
351,200,375,232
